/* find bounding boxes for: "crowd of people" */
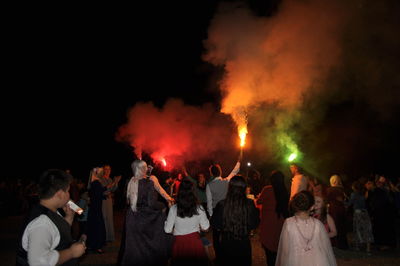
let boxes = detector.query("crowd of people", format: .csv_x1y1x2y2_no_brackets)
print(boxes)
9,156,400,266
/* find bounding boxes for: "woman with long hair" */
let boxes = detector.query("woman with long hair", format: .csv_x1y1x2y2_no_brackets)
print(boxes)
257,170,289,266
211,175,260,266
164,178,209,266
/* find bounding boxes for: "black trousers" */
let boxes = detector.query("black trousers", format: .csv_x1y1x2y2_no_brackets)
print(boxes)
212,229,222,261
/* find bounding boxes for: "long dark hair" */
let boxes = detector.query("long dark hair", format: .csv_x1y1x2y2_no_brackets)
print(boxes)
270,170,289,219
177,178,199,218
223,175,249,240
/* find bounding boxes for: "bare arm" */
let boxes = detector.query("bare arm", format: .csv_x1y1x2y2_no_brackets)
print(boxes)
150,175,174,202
326,214,337,238
226,161,241,181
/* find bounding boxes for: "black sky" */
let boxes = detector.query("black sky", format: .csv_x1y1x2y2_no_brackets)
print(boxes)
3,1,230,180
3,0,400,183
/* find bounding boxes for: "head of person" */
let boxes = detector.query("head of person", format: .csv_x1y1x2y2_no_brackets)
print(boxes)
375,175,386,188
289,163,302,176
198,173,205,184
365,180,375,191
313,195,326,212
91,167,104,182
177,178,199,218
249,169,260,180
39,169,72,207
177,173,183,181
330,174,342,187
103,164,112,178
313,195,328,222
210,164,222,177
290,190,315,214
227,175,247,199
131,160,148,179
352,180,364,194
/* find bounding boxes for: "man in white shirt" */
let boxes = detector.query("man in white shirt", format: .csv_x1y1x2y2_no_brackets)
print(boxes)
206,157,241,263
16,169,86,266
289,163,309,200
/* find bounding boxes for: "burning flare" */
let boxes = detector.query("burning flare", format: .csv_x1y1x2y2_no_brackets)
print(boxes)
239,126,248,147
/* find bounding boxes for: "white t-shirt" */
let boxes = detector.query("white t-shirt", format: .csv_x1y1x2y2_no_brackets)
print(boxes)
290,174,309,200
22,214,61,266
164,204,209,236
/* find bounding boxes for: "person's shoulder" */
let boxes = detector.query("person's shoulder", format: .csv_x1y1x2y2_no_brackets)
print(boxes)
208,177,221,184
283,216,295,227
312,217,326,229
198,204,207,213
26,214,54,231
285,216,295,222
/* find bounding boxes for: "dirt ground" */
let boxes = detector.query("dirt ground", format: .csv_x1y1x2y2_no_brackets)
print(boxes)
1,210,399,266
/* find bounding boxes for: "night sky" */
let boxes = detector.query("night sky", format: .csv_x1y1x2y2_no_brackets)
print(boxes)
3,0,400,184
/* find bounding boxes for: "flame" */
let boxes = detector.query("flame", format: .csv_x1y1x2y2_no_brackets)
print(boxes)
161,158,167,167
239,126,248,147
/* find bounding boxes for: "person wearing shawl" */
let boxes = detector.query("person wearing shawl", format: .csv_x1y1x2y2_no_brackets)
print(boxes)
119,160,174,266
326,174,348,249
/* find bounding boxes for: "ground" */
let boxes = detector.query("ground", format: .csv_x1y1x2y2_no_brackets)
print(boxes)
1,210,399,266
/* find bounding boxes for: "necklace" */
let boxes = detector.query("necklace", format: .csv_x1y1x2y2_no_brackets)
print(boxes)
294,216,315,252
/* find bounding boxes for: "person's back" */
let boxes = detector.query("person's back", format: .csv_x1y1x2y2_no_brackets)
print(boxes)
276,191,336,266
165,179,209,266
257,170,289,266
206,161,240,216
206,161,240,264
121,160,173,266
207,179,230,208
210,175,260,266
277,216,336,265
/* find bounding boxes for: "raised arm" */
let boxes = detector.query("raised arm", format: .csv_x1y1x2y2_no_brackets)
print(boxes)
108,175,122,192
183,166,197,184
226,161,241,181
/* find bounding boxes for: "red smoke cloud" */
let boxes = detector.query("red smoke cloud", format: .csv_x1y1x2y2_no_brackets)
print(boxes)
116,99,237,169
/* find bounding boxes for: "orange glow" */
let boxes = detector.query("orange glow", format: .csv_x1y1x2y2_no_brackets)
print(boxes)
239,126,248,147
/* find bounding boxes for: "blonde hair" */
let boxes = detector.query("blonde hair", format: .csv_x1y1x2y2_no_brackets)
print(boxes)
330,175,342,187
